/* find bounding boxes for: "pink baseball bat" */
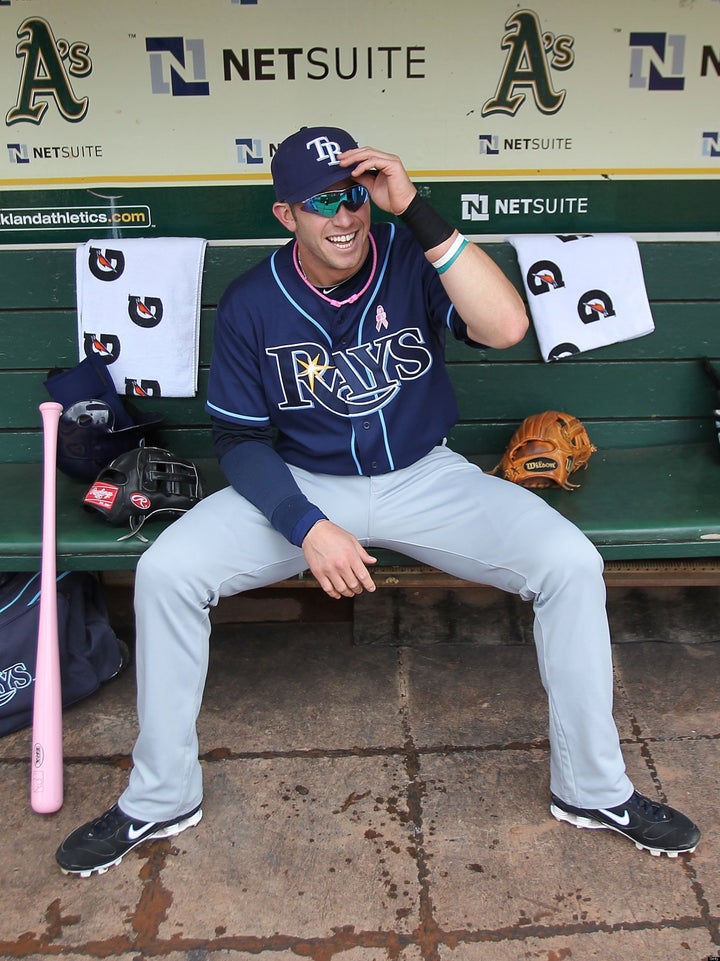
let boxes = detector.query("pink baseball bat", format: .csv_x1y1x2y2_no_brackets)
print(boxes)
31,401,64,814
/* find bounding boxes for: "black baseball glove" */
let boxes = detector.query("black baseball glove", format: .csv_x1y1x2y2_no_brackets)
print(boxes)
83,446,204,540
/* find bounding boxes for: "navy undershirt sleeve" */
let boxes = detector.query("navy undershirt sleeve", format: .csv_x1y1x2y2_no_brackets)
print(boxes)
212,419,327,546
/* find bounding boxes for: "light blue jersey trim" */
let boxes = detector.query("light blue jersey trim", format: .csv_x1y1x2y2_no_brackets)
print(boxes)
206,400,270,424
270,249,332,347
355,224,397,472
349,428,362,475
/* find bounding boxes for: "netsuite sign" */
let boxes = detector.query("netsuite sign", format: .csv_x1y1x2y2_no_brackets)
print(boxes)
461,193,590,223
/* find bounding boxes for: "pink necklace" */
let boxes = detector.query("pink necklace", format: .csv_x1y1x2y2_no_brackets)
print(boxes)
293,233,377,308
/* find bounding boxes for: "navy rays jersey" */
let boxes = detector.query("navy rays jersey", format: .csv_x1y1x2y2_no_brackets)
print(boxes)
207,222,479,477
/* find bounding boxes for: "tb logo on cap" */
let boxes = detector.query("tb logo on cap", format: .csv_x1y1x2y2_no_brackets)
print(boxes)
307,135,341,166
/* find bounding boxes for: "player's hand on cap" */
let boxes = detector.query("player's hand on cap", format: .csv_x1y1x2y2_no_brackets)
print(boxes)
302,520,377,599
339,146,417,217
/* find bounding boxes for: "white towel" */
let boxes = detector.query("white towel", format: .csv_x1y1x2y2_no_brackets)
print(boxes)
507,234,655,362
76,237,207,397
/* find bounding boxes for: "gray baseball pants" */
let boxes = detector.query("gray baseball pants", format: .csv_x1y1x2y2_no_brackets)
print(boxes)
119,445,633,822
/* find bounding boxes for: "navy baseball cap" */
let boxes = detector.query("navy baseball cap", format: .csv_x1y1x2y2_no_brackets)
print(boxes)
271,126,359,203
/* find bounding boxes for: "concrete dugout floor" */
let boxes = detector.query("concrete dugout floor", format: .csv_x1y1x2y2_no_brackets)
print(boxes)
0,584,718,961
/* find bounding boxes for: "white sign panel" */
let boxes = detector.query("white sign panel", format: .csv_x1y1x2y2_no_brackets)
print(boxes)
2,0,719,189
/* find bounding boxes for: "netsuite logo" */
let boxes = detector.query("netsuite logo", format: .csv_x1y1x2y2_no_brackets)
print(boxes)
703,131,720,157
234,137,283,165
462,195,490,222
479,135,499,156
461,193,589,222
235,138,263,164
146,37,210,95
479,134,573,155
629,32,686,90
7,142,102,164
7,143,29,164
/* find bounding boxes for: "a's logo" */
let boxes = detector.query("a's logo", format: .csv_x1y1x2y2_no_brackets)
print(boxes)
482,9,574,117
146,37,210,96
702,132,720,158
88,247,125,282
461,194,490,221
629,32,685,90
527,260,565,295
0,662,33,708
83,332,121,363
266,328,433,417
128,295,164,328
306,135,342,166
6,17,92,126
236,138,263,164
578,289,616,323
7,143,29,164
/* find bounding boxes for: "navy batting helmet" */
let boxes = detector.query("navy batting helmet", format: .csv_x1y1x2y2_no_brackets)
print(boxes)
57,399,163,481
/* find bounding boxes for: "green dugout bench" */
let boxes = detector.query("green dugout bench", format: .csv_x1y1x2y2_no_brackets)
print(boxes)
1,239,720,594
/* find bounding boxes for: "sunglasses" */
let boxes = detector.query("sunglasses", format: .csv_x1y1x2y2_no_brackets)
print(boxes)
299,184,369,218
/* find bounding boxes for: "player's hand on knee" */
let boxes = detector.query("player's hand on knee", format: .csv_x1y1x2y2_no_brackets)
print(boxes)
302,520,377,599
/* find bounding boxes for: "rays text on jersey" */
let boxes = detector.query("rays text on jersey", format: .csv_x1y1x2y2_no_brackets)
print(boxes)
266,328,433,417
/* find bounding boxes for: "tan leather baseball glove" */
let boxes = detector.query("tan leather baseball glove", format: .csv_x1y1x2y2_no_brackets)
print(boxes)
489,411,597,490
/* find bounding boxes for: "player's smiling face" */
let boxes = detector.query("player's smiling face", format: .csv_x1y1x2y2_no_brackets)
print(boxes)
272,179,371,288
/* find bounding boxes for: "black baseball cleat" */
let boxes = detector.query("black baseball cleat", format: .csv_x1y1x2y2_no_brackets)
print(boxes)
550,790,700,857
56,802,203,877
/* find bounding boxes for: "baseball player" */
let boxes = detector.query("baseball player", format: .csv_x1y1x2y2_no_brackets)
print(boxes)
56,125,700,876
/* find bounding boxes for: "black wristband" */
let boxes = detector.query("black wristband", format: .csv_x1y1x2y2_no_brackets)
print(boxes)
399,193,454,252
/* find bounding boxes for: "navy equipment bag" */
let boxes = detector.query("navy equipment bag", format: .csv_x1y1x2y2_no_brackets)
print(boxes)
0,571,127,735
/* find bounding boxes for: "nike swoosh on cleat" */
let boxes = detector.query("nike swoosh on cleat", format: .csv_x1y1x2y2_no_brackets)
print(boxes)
598,808,631,826
127,822,155,841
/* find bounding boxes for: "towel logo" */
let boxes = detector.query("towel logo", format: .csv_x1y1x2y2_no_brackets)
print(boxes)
83,333,121,364
527,260,565,295
125,379,161,398
128,295,164,329
88,247,125,282
548,342,580,362
578,290,616,324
